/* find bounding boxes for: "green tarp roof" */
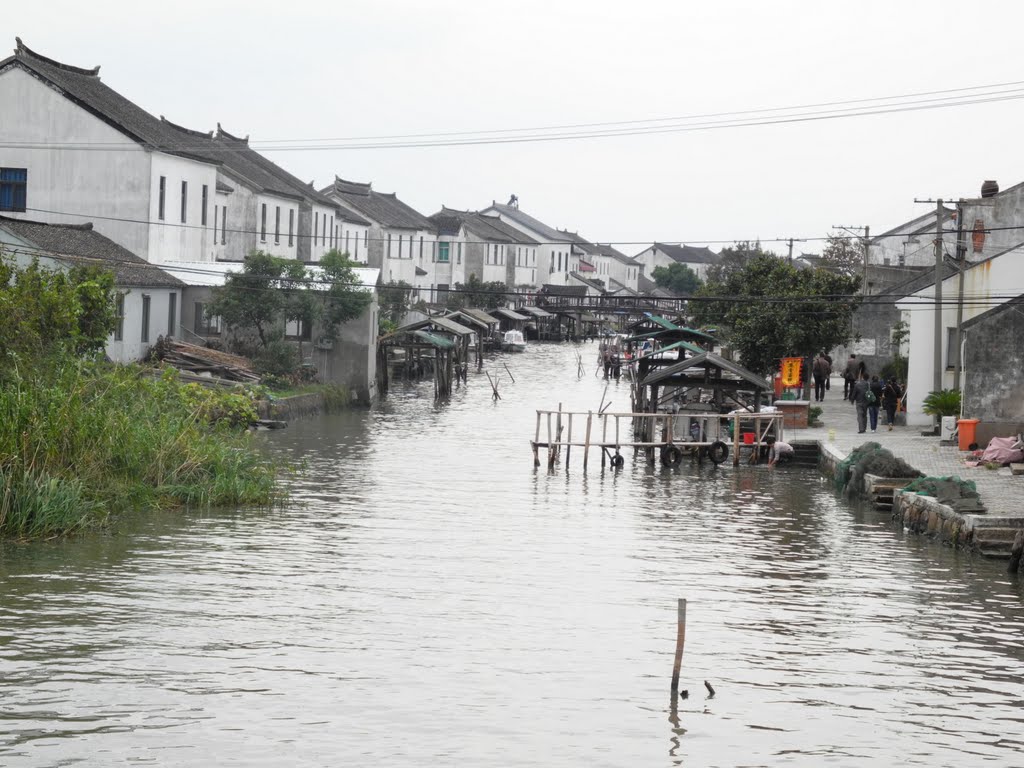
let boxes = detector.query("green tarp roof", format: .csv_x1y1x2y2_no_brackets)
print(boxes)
412,330,456,349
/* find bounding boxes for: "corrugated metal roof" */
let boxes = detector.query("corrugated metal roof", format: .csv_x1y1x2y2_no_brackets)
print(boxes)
519,306,554,318
492,308,529,321
646,313,679,330
427,316,475,336
455,308,501,325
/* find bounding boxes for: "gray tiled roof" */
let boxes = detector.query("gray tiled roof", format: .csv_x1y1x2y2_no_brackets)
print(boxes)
651,242,719,265
1,40,213,164
484,203,571,243
0,216,184,287
430,208,540,244
595,243,638,265
322,177,433,231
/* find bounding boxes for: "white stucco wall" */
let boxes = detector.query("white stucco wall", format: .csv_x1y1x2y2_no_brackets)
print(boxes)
0,66,151,256
898,247,1024,425
250,193,300,260
308,203,337,262
107,287,180,362
340,222,370,263
148,153,219,263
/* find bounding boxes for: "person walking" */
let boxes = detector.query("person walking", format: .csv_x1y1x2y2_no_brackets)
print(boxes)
843,354,859,400
882,377,902,431
867,374,884,432
851,372,870,433
812,352,831,402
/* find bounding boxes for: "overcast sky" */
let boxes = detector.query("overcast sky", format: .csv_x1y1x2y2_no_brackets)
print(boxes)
8,1,1024,254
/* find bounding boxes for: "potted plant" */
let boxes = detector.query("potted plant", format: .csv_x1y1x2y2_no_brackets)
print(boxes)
922,388,961,417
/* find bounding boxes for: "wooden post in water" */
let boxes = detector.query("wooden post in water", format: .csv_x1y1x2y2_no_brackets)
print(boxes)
733,413,740,467
670,598,687,696
583,411,593,470
566,413,574,466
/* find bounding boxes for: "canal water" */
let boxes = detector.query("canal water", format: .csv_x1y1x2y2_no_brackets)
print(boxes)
2,345,1023,767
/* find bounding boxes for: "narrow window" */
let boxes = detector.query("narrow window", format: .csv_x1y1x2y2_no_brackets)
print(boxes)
221,207,227,244
438,242,450,263
387,234,392,258
0,168,28,212
345,230,350,254
113,293,125,341
201,184,208,225
457,242,462,264
213,205,219,239
398,235,403,259
167,292,177,337
275,206,281,244
288,209,294,246
260,204,267,242
141,294,151,343
315,212,319,244
180,181,188,223
330,216,334,247
419,236,424,260
158,176,166,220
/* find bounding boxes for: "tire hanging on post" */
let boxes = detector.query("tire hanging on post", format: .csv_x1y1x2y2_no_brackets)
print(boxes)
660,444,684,469
707,440,729,465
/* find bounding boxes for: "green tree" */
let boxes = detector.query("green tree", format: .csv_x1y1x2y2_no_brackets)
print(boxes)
651,262,701,295
0,254,116,364
448,273,507,310
208,251,288,348
378,280,414,330
319,250,372,336
703,241,769,284
820,233,863,277
691,253,860,376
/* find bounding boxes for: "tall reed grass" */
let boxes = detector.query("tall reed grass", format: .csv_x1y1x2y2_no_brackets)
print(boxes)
0,362,279,538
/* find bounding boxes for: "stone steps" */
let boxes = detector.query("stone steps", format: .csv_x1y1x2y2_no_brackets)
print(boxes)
972,526,1024,559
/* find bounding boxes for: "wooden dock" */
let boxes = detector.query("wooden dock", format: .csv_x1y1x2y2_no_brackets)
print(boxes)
531,408,785,470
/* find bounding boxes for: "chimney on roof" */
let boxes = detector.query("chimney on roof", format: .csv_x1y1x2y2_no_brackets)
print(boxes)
981,180,999,198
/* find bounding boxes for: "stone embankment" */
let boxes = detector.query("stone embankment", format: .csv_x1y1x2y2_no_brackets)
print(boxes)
803,383,1024,573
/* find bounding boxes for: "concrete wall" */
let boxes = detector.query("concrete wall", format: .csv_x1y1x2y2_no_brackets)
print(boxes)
959,183,1024,263
0,66,151,256
962,300,1024,444
254,193,300,260
148,152,219,263
899,245,1024,425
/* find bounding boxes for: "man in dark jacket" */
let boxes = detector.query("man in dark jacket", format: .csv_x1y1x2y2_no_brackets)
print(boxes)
843,354,859,400
851,373,870,433
812,352,831,402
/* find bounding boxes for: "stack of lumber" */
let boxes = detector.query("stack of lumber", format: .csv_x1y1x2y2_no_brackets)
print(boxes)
158,340,260,383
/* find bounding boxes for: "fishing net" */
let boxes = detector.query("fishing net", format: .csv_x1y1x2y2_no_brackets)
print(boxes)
902,476,986,513
835,442,923,494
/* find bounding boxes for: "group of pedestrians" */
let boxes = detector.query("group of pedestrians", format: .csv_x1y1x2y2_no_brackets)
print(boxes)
841,353,903,434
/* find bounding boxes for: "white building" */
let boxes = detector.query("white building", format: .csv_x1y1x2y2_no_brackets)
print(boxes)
321,177,436,292
633,242,719,282
594,243,642,292
481,201,577,287
867,209,956,269
0,39,220,263
430,208,539,293
895,241,1024,426
0,215,184,362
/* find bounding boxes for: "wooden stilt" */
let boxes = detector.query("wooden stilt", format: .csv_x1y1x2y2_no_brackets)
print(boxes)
670,598,687,696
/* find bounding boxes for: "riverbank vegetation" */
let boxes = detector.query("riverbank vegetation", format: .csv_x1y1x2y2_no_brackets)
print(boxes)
0,255,278,538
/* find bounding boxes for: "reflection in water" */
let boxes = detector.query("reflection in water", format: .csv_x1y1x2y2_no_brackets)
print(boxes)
1,345,1023,767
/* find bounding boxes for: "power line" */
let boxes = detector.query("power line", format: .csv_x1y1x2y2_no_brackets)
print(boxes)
4,83,1024,153
17,204,1024,248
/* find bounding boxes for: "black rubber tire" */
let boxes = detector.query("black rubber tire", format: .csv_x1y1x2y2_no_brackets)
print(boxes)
660,444,684,469
610,453,625,469
707,440,729,465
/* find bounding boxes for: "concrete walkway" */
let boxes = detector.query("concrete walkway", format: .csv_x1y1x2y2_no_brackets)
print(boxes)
796,377,1022,519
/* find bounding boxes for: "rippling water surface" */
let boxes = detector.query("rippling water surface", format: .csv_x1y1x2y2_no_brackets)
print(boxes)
2,344,1024,767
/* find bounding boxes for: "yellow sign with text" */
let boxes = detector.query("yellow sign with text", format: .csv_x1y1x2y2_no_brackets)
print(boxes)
780,357,803,387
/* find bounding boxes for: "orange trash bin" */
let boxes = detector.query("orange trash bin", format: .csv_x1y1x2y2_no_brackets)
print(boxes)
957,418,980,451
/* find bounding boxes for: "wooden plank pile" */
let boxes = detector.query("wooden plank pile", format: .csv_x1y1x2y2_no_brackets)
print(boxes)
156,339,260,384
